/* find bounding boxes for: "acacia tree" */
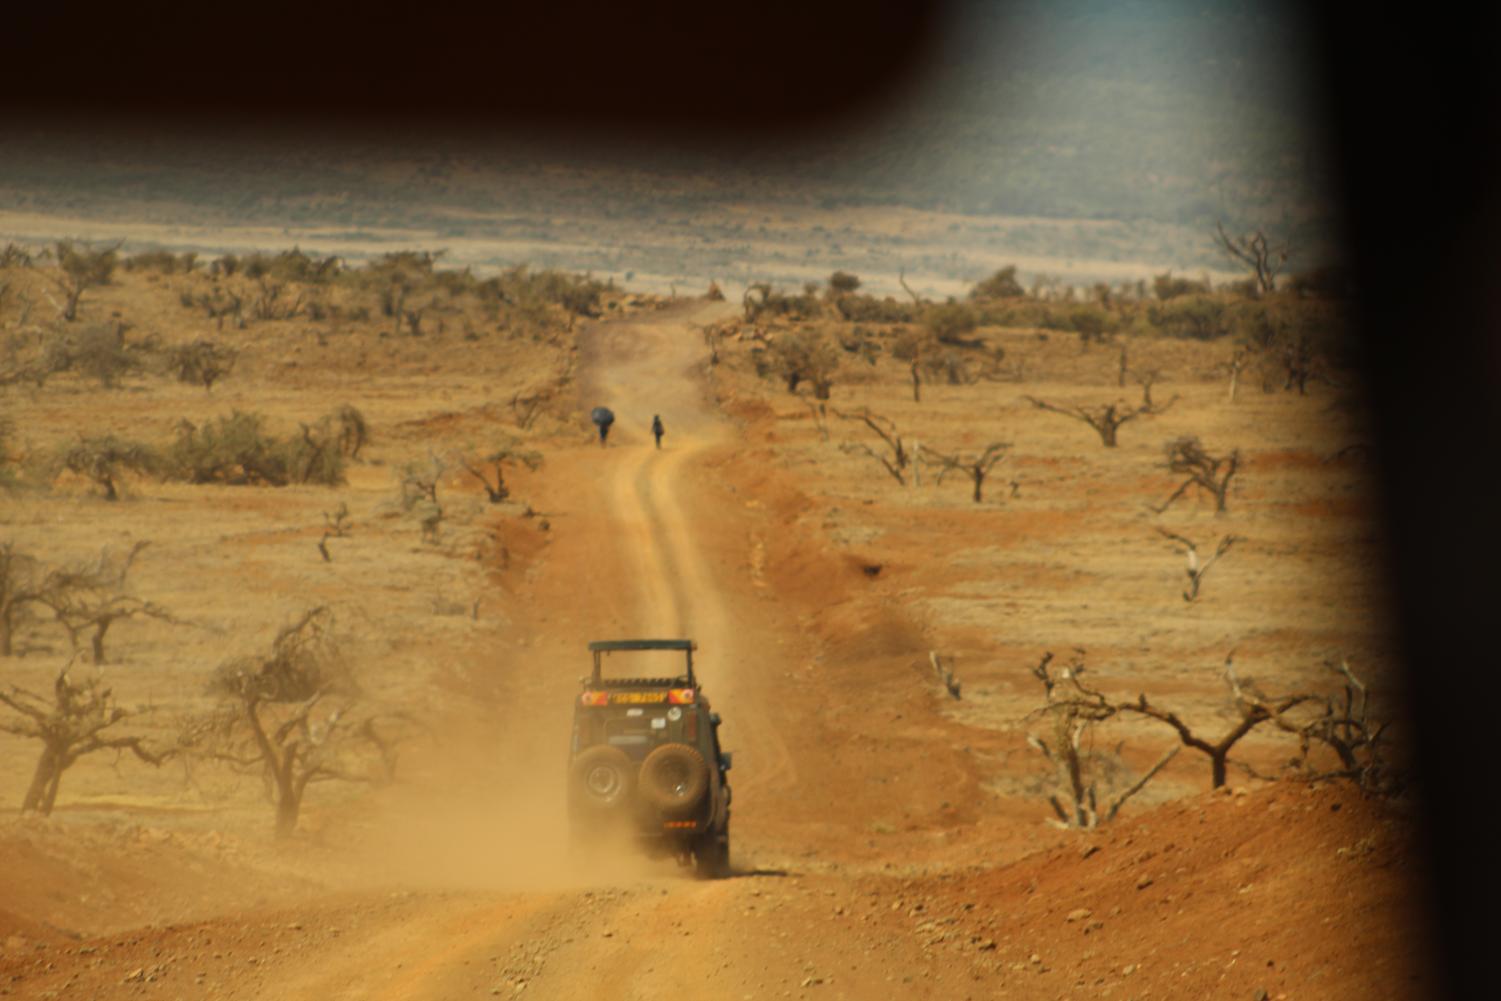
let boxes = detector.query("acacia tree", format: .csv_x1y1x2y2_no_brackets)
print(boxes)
38,542,178,664
891,329,973,402
460,438,544,503
969,265,1026,301
1032,650,1343,795
833,408,910,485
191,607,417,837
0,668,168,814
1154,437,1241,514
47,241,120,322
920,442,1010,502
827,270,861,296
767,330,839,399
1024,392,1171,448
923,301,982,348
1119,656,1316,789
367,251,440,336
891,329,933,402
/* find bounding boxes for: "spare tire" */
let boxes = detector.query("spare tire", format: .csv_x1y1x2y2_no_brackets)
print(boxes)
569,745,635,812
639,743,710,817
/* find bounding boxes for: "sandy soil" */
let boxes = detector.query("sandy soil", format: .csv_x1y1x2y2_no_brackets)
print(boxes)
0,299,1433,999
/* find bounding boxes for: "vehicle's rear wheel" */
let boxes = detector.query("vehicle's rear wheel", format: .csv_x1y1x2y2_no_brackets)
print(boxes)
569,745,636,812
639,743,710,817
694,831,730,879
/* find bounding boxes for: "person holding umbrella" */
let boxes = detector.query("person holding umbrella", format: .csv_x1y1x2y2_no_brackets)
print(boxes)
590,406,616,446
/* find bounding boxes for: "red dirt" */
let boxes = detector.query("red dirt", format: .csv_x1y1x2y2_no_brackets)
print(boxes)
0,304,1433,1000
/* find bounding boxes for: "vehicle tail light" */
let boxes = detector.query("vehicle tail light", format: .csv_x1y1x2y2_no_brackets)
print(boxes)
579,691,608,706
667,689,696,704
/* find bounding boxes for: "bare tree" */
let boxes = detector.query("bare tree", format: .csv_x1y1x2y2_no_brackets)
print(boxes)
460,438,544,503
833,408,909,485
897,267,923,306
797,392,830,442
1210,346,1250,403
1024,394,1170,448
37,542,178,664
1155,528,1243,601
46,241,120,322
317,502,351,563
324,405,368,461
1252,658,1396,794
509,388,551,430
1214,222,1288,296
1153,437,1241,514
920,442,1010,502
1131,369,1177,413
1025,652,1178,829
189,608,415,836
249,278,305,322
0,666,169,814
1120,656,1315,789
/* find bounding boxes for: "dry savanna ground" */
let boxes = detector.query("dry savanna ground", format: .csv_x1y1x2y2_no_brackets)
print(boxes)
0,250,1428,1001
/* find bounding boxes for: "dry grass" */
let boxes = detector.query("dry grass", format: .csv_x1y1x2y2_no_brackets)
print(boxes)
708,319,1392,804
0,263,614,824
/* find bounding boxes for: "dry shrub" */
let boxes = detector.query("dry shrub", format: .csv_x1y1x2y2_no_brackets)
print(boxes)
167,411,348,487
164,339,238,390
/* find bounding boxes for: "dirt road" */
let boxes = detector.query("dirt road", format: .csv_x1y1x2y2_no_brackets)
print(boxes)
238,303,956,1000
0,305,1429,1001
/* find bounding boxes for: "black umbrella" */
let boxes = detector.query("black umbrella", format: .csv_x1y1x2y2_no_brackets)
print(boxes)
590,406,615,426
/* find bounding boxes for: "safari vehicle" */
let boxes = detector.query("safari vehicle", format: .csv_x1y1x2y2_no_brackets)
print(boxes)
568,639,732,877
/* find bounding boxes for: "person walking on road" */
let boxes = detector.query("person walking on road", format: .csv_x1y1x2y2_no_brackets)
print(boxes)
591,406,616,447
651,414,665,449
